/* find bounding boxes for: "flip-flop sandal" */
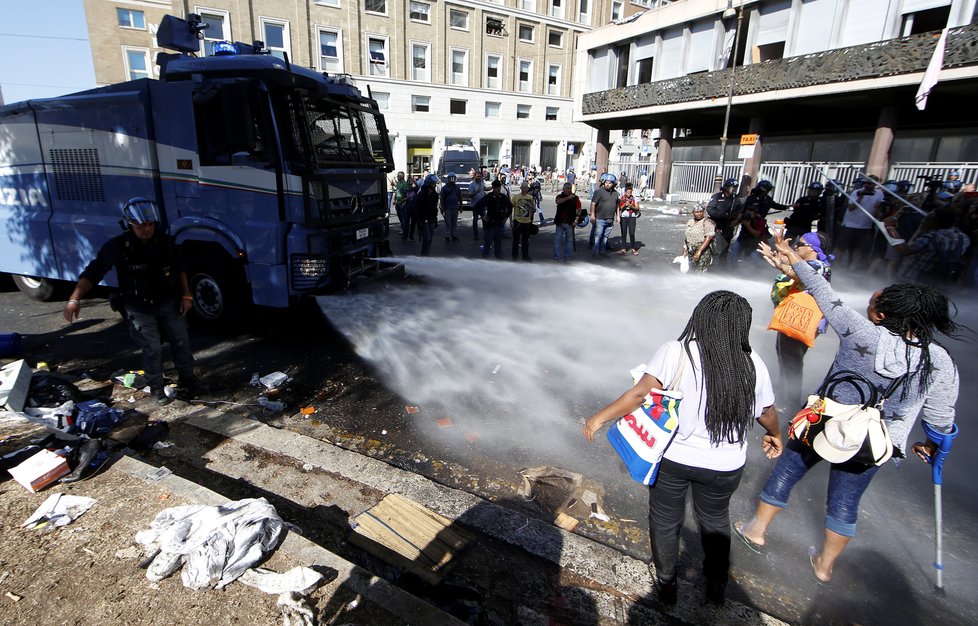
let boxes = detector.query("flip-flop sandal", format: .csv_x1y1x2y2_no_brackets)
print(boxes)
632,249,639,255
616,249,627,255
808,546,830,586
734,521,764,555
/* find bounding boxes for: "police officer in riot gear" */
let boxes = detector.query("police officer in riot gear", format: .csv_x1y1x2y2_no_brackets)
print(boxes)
785,182,824,240
64,198,206,405
706,178,741,258
740,180,783,219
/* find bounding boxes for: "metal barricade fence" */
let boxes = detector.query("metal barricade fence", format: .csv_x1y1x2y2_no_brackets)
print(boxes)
757,162,864,204
607,160,655,196
887,163,978,194
670,162,744,203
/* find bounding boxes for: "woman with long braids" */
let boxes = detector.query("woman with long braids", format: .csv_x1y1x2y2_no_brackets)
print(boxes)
736,230,960,585
584,291,782,606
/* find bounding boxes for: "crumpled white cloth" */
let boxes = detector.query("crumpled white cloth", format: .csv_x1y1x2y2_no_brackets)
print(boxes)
23,493,96,529
239,567,324,626
135,498,284,590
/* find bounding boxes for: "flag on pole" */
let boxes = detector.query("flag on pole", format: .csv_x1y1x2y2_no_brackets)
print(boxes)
915,28,949,111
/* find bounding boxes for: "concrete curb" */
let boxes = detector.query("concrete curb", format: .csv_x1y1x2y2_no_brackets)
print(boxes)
115,454,466,626
183,408,788,626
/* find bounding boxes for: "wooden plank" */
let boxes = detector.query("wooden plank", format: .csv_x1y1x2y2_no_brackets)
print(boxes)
349,493,474,585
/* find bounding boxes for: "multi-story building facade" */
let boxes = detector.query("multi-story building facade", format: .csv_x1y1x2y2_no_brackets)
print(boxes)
574,0,978,202
84,0,650,176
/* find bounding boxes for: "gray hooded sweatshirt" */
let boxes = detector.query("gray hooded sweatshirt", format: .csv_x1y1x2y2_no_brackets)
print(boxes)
793,261,958,457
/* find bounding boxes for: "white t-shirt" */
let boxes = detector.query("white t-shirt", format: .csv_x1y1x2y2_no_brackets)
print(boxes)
644,340,775,472
842,189,883,230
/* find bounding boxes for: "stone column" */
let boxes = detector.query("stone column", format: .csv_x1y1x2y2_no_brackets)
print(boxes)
867,107,897,180
654,125,673,198
743,117,764,190
595,129,611,174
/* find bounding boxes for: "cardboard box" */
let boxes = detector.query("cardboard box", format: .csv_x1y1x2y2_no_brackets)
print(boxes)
0,359,32,412
8,449,70,493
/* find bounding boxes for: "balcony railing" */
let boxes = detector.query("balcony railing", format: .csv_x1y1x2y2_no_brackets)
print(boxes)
583,23,978,115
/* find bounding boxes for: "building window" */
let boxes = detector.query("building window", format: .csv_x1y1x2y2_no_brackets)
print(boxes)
260,19,290,60
450,99,467,115
412,95,430,112
545,107,558,121
518,24,534,42
365,0,387,15
756,42,785,62
636,57,653,83
198,10,230,57
449,9,469,30
486,17,504,36
485,102,501,118
367,36,389,77
316,0,341,7
411,42,431,82
548,30,563,47
117,8,145,29
318,29,343,73
450,48,468,86
409,1,431,23
374,91,390,110
519,0,535,10
123,47,151,80
579,0,591,25
549,0,563,19
518,59,532,93
516,104,531,119
611,0,624,20
486,53,502,89
547,64,561,96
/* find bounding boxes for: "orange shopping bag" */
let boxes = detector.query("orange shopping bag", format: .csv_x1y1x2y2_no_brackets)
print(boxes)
768,292,822,348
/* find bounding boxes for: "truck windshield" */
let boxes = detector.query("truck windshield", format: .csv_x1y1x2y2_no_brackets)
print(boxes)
274,89,389,169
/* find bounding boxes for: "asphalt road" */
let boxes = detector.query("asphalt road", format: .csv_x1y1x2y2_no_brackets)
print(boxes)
2,193,977,625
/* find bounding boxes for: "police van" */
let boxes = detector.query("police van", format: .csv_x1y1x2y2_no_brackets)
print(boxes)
437,144,482,209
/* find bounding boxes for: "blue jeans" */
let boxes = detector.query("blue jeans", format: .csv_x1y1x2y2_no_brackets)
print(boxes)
759,439,881,537
127,301,195,390
482,225,504,258
472,208,483,239
649,459,744,585
553,223,574,259
592,218,614,255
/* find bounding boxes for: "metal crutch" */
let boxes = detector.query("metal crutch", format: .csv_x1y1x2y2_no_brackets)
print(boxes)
921,421,960,597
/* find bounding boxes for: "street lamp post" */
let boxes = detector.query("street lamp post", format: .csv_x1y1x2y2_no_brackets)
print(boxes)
717,4,743,188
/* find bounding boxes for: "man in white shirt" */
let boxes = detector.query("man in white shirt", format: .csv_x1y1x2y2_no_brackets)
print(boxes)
837,178,883,267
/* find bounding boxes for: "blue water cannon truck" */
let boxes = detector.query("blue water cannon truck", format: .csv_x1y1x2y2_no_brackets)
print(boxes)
0,14,401,323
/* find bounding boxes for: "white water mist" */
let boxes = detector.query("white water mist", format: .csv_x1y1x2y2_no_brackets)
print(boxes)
316,257,885,472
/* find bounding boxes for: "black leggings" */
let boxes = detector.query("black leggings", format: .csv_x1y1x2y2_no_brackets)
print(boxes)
620,216,637,249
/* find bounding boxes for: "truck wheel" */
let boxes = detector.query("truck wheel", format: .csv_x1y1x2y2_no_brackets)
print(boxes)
188,261,246,326
12,275,58,301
